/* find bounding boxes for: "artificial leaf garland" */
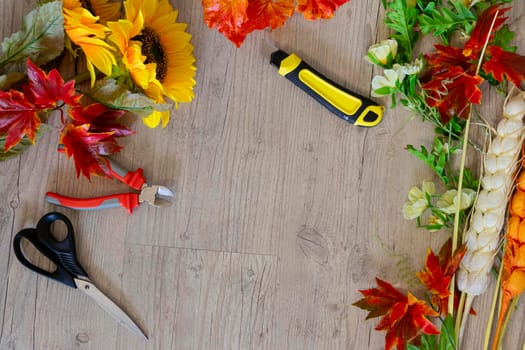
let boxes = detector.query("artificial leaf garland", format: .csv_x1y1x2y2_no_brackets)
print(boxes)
357,1,525,349
202,0,350,47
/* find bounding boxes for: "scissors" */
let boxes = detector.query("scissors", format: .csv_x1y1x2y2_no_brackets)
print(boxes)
45,153,174,214
13,212,148,340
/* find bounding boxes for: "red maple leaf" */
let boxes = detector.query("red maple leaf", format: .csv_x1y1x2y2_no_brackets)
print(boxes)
61,103,132,179
296,0,348,20
354,278,439,350
422,66,483,123
60,123,122,179
425,45,476,76
416,241,466,316
25,59,81,108
0,90,42,151
463,4,510,57
484,46,525,90
69,103,134,137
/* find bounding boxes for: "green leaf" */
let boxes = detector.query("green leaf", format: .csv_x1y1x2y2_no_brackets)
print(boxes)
421,332,437,350
438,315,456,350
384,0,419,62
90,78,171,117
0,124,50,161
0,1,64,72
417,1,476,44
491,24,516,53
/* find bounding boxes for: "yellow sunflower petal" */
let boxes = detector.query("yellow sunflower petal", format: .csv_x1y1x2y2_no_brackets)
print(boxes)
143,109,170,128
63,0,117,85
90,0,122,23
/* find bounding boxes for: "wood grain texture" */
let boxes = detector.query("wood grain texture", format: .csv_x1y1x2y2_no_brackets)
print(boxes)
1,0,525,349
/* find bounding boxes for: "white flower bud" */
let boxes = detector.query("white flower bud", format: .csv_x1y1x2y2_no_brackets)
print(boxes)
365,39,398,67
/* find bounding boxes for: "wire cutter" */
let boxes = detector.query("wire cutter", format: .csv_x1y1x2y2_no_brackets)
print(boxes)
45,157,174,214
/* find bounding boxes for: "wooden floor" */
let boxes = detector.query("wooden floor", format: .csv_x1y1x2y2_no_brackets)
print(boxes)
2,1,525,349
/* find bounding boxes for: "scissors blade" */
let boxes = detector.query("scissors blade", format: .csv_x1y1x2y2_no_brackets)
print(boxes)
74,278,148,341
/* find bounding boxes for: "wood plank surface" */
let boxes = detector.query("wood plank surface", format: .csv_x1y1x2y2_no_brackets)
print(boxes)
1,0,525,349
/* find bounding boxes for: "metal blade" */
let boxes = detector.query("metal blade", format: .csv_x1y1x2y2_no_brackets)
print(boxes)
75,278,148,341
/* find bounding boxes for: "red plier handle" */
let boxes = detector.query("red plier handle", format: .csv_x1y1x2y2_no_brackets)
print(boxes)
45,192,140,214
47,150,148,213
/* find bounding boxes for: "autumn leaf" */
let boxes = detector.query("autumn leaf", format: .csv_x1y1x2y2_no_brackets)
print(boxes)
60,123,121,179
353,278,406,320
0,90,41,151
422,66,483,123
354,278,439,350
425,44,475,75
202,0,250,47
462,4,509,57
416,241,466,316
245,0,294,31
61,103,132,179
202,0,350,47
295,0,348,20
69,103,134,137
25,59,81,108
484,46,525,89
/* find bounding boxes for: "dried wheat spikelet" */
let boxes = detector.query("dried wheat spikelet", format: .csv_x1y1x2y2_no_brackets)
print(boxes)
457,92,525,295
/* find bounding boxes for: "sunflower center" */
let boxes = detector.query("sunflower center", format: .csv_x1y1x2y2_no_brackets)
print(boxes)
134,27,167,81
79,0,95,14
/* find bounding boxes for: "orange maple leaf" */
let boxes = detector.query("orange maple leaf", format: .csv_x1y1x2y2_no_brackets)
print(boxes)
416,241,466,316
354,278,439,350
202,0,350,47
296,0,348,20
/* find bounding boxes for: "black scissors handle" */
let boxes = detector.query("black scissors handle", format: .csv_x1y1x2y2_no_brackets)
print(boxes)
35,212,88,279
13,212,88,288
13,228,78,288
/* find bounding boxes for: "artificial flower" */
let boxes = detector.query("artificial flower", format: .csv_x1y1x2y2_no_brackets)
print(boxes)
109,0,196,128
427,214,445,232
63,0,117,85
402,180,435,219
398,58,423,76
365,39,398,67
436,188,476,214
371,67,405,97
84,0,122,23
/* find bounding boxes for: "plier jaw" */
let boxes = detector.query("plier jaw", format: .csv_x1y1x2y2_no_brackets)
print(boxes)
139,184,175,208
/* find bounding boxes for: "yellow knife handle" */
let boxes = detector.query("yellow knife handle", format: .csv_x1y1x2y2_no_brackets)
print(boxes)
270,50,384,127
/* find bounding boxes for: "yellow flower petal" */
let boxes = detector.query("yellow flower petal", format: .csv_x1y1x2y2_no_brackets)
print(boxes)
142,109,170,128
63,0,117,85
107,0,196,127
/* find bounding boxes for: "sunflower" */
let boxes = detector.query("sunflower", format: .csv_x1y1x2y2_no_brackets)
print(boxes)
86,0,122,23
63,0,117,85
107,0,196,128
